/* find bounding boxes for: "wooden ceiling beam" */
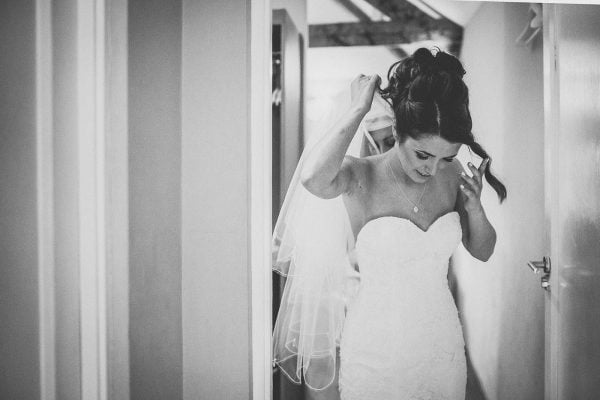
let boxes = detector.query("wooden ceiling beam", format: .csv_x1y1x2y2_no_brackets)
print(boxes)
362,0,439,22
360,0,463,55
309,20,462,53
331,0,408,59
332,0,371,22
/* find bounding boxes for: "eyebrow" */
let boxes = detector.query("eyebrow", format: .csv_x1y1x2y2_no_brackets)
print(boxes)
416,149,458,158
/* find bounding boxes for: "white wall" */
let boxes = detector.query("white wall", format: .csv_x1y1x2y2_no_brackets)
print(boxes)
306,46,399,143
181,1,252,399
273,0,307,39
128,1,183,399
0,1,40,398
454,3,545,400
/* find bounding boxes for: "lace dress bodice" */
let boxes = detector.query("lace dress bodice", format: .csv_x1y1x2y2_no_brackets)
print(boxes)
339,211,467,400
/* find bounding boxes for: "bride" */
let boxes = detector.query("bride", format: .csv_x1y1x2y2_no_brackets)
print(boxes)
273,47,506,400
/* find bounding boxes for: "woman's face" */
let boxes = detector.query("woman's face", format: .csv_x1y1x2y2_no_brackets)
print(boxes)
395,135,462,183
367,126,396,155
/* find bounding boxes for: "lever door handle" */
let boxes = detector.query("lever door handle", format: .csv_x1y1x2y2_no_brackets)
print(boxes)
527,256,551,274
527,256,551,291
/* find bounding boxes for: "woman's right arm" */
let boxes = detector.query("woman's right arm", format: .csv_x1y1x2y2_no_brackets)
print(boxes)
300,74,380,199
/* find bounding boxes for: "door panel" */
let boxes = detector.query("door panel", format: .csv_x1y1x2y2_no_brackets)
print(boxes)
272,9,304,400
544,4,600,399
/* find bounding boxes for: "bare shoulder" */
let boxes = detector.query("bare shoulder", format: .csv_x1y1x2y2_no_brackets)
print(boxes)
441,159,463,190
449,158,466,175
448,160,467,215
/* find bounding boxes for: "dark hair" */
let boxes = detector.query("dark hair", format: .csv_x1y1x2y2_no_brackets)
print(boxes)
380,47,507,202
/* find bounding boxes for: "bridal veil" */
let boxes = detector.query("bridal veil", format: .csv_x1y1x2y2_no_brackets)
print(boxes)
272,88,395,391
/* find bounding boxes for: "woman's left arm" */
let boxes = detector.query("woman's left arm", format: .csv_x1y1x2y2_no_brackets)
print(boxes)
455,158,497,262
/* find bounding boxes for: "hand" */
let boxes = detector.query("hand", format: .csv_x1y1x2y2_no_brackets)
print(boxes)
459,158,490,213
350,74,381,113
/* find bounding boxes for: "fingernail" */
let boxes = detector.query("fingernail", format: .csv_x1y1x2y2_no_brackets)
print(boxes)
460,184,465,190
460,172,466,177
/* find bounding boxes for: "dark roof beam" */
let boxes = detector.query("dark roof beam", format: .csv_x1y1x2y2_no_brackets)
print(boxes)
309,20,462,54
331,0,408,58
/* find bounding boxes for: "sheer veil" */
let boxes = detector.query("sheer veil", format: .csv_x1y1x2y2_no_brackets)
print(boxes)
272,87,395,391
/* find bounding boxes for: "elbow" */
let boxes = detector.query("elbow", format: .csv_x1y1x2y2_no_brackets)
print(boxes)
468,230,496,262
300,168,318,194
474,251,493,262
300,168,339,199
469,246,494,262
300,168,325,197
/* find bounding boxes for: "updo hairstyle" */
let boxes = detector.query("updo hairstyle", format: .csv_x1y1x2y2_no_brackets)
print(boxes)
380,47,507,202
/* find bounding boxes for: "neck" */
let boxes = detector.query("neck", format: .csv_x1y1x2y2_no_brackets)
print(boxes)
385,145,421,187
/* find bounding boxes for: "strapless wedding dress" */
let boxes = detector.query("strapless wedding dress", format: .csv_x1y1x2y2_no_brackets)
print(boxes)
339,211,466,400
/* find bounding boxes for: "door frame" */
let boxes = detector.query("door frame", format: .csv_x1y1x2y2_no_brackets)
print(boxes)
542,4,559,400
249,0,273,399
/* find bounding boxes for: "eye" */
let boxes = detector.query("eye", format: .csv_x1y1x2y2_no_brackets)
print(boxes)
416,152,429,160
443,157,455,163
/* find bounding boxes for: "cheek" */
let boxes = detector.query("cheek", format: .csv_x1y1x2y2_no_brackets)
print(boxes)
398,148,420,169
407,156,424,169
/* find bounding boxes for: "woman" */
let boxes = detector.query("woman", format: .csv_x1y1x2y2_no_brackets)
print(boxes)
274,47,506,399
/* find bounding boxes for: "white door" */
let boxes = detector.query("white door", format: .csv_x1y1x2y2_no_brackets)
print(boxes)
542,4,600,399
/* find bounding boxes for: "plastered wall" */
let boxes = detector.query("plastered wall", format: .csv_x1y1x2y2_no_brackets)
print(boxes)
0,1,39,398
181,1,252,399
455,3,546,400
128,1,183,399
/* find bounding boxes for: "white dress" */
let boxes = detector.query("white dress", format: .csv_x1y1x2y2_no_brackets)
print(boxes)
339,211,467,400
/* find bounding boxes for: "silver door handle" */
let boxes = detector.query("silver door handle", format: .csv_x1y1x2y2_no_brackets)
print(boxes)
527,256,551,274
527,256,551,291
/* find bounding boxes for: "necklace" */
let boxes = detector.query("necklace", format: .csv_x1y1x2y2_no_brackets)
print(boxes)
385,157,428,213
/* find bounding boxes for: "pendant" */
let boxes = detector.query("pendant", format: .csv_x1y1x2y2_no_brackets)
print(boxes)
413,206,419,213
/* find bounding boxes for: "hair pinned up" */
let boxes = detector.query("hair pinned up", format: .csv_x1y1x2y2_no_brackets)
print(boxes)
380,47,507,202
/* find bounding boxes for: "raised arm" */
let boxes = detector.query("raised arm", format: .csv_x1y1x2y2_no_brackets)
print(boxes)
300,74,380,199
454,158,497,261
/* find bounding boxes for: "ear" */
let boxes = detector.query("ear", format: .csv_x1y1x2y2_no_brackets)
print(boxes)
392,125,398,141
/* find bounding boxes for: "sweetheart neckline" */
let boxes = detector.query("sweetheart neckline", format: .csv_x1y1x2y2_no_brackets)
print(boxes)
355,211,460,243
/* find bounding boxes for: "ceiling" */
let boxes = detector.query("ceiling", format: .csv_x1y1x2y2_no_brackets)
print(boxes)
306,0,483,57
308,0,482,27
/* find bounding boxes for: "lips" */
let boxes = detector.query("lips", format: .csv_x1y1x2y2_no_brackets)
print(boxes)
417,170,431,178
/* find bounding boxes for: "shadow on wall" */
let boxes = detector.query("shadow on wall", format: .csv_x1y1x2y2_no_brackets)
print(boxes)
448,267,487,400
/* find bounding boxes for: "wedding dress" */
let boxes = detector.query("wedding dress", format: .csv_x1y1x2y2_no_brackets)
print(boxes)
338,212,467,400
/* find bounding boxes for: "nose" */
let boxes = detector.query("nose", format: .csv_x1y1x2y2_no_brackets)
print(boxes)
425,160,439,176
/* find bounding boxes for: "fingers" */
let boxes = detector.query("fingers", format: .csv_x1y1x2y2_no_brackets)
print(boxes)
460,171,480,195
370,74,381,86
467,162,482,183
460,171,477,187
478,158,490,176
460,158,490,206
355,74,380,83
459,183,476,199
351,74,382,111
